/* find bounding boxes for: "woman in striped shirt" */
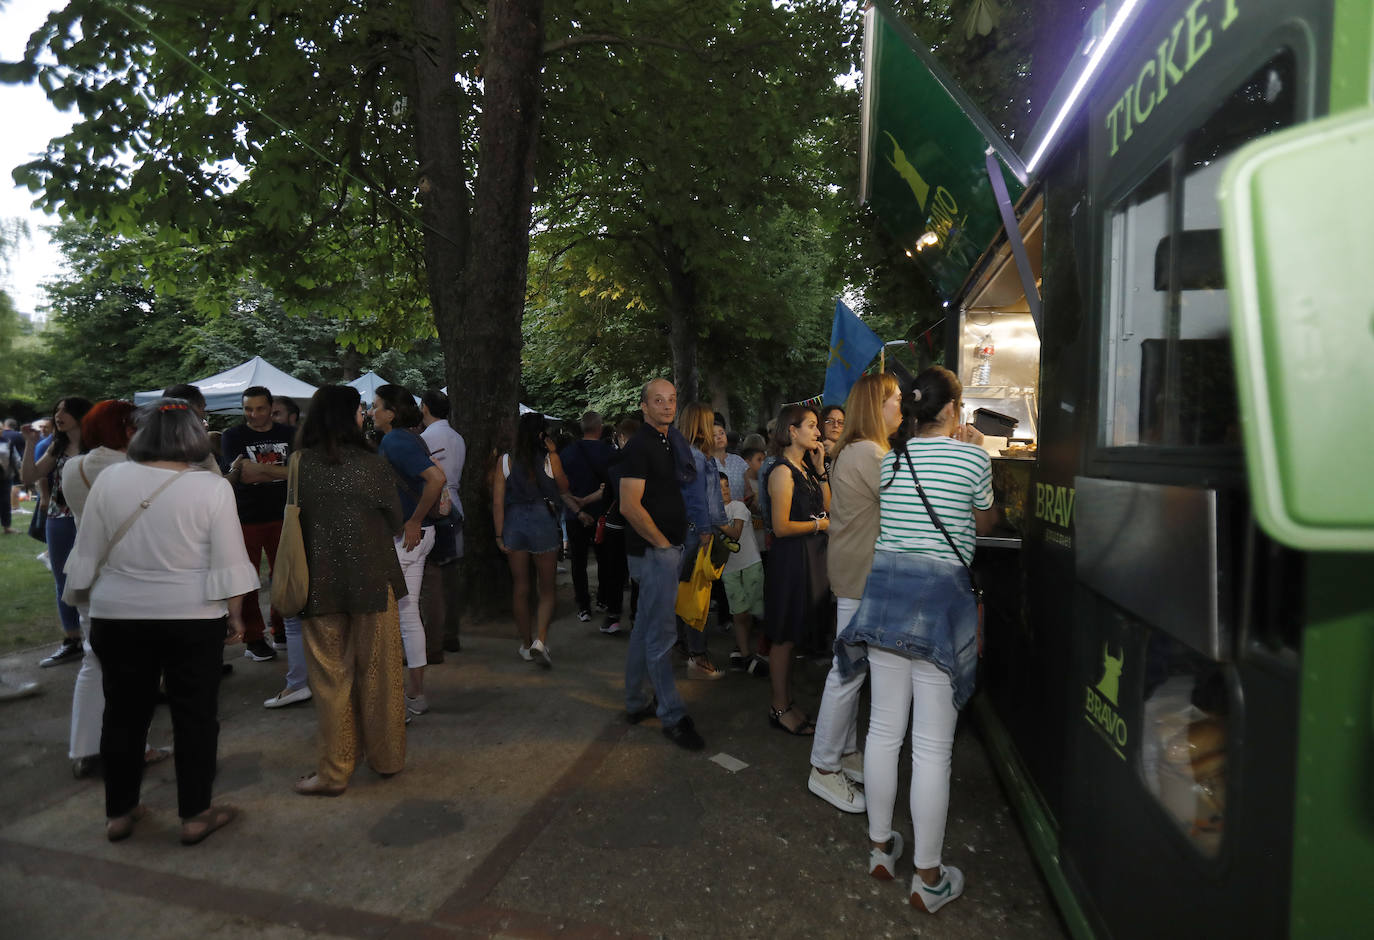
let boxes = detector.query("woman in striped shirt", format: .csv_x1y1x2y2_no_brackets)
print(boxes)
836,366,996,915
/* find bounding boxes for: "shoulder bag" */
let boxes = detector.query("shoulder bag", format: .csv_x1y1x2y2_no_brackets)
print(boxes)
28,500,48,542
270,453,310,615
899,446,985,655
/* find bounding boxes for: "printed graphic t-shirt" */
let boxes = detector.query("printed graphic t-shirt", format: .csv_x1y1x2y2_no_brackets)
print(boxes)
221,422,295,524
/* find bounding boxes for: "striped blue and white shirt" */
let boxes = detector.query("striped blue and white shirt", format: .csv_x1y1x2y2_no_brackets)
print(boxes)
875,437,993,564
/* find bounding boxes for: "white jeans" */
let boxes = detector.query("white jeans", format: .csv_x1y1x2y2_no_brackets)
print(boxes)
69,604,101,759
395,527,435,668
810,597,864,770
865,647,959,869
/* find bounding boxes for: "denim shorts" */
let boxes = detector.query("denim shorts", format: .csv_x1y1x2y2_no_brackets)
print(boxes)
503,501,561,554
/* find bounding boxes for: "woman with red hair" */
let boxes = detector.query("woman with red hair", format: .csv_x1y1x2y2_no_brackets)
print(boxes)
61,400,169,777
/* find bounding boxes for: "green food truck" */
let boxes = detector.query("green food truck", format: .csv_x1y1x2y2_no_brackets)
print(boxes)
859,1,1374,936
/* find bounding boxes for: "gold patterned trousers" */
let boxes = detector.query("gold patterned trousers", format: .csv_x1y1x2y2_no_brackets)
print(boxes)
302,589,406,787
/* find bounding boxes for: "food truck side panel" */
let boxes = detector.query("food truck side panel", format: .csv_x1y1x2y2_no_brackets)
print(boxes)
971,0,1338,936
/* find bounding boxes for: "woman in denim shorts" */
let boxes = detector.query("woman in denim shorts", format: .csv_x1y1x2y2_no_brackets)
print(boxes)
492,413,578,667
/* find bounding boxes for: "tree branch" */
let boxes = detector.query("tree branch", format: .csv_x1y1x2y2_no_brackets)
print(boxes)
542,32,699,58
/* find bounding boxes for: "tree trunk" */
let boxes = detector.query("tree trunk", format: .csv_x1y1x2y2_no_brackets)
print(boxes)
661,231,700,401
447,0,545,617
339,348,364,382
704,365,730,427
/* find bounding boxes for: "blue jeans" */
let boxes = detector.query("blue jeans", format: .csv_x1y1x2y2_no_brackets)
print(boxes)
626,545,687,726
47,513,80,637
284,616,308,691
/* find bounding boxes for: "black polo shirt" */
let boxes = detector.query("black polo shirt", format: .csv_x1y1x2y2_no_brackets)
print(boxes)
620,422,686,556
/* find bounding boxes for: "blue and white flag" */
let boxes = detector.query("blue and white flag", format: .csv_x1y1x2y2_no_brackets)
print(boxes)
822,300,883,405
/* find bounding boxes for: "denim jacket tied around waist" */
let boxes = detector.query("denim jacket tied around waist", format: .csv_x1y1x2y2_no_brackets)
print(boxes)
834,549,980,709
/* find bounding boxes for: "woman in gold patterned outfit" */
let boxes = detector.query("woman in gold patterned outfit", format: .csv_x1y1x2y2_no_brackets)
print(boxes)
291,385,408,796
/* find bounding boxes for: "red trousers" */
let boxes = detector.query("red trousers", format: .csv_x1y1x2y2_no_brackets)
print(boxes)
239,520,284,643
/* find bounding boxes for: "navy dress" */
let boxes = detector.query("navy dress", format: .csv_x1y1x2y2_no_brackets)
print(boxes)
763,459,829,646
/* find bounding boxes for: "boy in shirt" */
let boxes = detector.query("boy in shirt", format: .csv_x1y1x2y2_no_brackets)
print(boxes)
719,474,767,677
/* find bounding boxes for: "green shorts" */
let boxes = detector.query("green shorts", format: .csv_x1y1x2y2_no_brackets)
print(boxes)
722,562,765,619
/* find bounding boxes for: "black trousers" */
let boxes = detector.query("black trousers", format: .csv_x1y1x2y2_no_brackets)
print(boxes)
91,616,225,819
567,516,615,614
597,524,630,619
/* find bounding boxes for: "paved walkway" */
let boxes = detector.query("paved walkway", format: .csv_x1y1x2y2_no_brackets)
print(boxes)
0,586,1065,938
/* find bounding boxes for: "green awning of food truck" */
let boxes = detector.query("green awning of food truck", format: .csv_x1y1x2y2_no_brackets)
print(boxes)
859,1,1027,302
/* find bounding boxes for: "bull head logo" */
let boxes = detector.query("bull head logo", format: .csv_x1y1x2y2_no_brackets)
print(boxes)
1096,643,1124,707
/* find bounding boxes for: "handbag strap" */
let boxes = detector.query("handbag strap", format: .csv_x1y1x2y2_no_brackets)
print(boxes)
285,452,300,506
94,468,190,578
899,446,980,595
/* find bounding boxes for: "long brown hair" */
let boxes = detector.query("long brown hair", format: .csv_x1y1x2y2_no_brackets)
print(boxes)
833,373,901,462
769,404,819,457
675,402,715,455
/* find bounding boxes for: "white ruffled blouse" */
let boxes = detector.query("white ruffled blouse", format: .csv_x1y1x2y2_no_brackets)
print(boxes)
63,462,260,620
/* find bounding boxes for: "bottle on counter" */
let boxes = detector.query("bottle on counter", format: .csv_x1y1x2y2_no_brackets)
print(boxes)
972,333,995,385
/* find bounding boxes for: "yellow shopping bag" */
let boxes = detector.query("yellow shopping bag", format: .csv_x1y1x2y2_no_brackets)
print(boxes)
675,535,727,631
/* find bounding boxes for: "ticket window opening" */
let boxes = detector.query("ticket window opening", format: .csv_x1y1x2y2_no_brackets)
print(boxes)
961,309,1041,453
957,199,1043,458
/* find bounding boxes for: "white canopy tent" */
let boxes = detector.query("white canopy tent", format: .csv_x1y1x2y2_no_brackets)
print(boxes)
353,372,421,405
347,371,391,401
134,356,318,414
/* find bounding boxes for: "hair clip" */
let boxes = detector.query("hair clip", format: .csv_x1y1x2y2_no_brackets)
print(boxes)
911,389,923,402
159,403,189,412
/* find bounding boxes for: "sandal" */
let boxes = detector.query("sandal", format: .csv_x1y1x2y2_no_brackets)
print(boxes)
106,805,148,843
293,773,346,797
769,703,816,736
180,804,239,846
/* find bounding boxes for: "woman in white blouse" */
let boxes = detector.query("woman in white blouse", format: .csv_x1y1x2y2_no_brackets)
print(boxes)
64,399,260,845
60,400,173,778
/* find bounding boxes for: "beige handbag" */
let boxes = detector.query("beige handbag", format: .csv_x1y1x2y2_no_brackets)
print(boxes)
270,453,309,616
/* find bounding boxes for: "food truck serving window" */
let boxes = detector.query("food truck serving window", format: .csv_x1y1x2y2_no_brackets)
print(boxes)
1103,52,1298,449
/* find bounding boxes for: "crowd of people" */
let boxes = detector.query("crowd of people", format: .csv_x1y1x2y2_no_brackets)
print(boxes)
3,363,996,916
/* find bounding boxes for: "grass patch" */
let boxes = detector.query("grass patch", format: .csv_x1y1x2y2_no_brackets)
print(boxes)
0,508,61,653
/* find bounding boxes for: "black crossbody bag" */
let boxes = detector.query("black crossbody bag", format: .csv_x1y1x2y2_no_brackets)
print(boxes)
900,447,985,654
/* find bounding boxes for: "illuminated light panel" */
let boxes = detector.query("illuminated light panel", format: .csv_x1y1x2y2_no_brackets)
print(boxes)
1025,0,1146,174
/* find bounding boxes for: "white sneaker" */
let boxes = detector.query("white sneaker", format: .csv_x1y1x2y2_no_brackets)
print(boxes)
808,767,865,813
868,830,904,881
263,686,312,709
910,864,965,913
531,638,552,668
405,693,429,716
518,643,534,662
840,750,864,784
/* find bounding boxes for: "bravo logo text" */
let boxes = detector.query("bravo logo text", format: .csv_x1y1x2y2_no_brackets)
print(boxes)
1084,643,1128,760
884,132,966,254
1034,483,1075,528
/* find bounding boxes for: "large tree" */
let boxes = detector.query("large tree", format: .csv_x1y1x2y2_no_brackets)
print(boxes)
4,0,865,609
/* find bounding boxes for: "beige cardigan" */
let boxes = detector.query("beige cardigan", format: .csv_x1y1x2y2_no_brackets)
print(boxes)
825,439,886,599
